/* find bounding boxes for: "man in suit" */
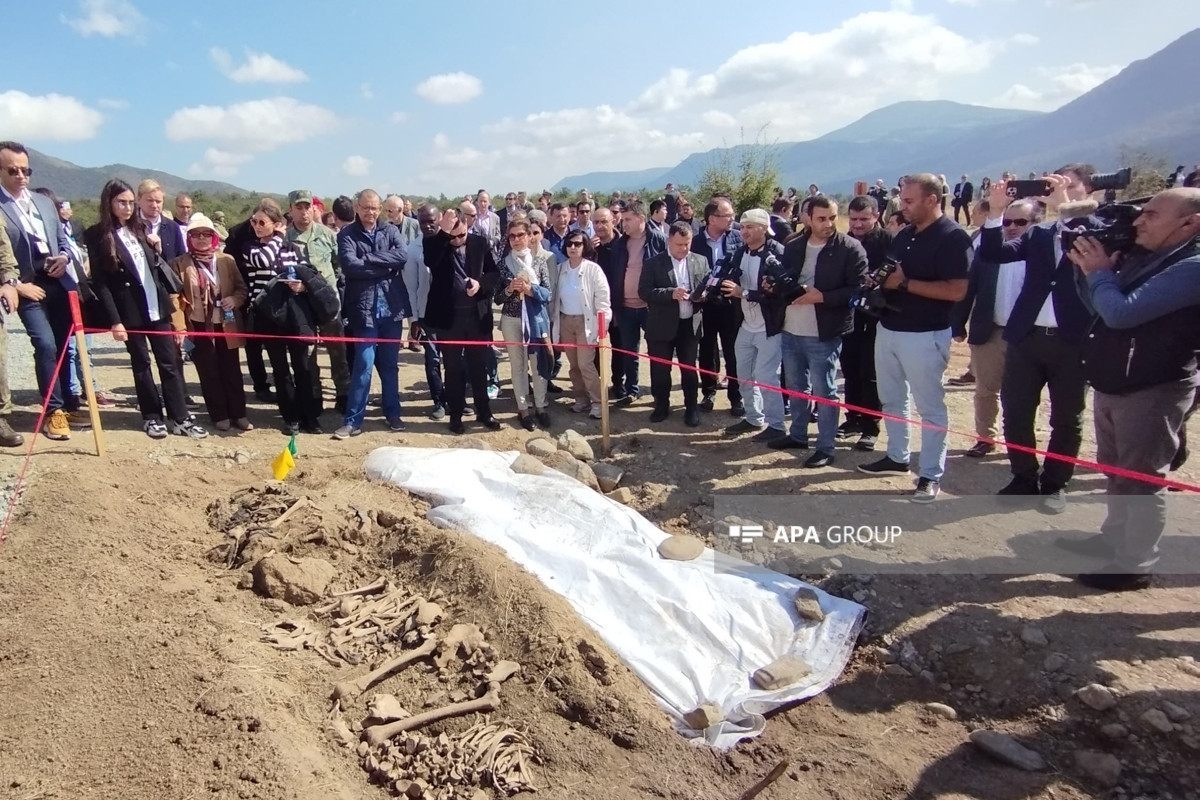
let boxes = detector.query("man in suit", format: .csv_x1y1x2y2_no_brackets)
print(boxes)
952,174,974,225
384,194,421,244
0,214,23,446
472,191,504,262
137,179,186,262
979,168,1096,513
951,199,1039,458
422,209,502,433
639,221,710,427
497,192,520,234
0,140,88,441
693,197,744,416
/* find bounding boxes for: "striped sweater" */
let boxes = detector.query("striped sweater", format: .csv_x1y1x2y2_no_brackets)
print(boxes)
246,233,302,300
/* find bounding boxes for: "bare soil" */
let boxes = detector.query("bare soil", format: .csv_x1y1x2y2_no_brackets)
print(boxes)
0,342,1197,800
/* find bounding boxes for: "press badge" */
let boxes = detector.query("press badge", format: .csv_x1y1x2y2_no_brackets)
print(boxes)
33,238,49,257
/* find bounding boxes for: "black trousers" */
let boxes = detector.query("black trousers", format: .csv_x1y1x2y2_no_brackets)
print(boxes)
699,302,742,402
264,340,320,426
840,315,881,435
648,317,700,411
434,312,491,419
124,320,189,424
244,339,271,392
953,201,967,224
190,329,247,424
1000,328,1088,490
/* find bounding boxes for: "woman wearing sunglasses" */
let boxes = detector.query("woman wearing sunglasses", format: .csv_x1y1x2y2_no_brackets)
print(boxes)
170,213,251,433
549,232,610,418
495,219,555,430
85,179,207,439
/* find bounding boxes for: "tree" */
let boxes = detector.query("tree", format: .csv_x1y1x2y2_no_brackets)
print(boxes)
695,129,781,215
1117,145,1169,200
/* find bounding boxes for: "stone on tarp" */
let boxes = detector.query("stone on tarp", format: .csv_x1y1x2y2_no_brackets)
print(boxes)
752,656,811,691
658,535,705,561
544,451,599,491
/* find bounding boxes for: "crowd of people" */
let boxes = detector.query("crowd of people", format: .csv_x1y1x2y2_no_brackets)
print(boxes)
3,135,1199,592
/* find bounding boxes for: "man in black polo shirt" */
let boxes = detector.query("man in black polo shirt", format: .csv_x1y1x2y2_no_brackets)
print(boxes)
858,173,971,502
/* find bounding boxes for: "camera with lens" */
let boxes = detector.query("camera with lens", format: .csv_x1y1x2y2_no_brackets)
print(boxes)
697,255,744,304
756,253,806,303
852,256,900,317
1060,200,1144,256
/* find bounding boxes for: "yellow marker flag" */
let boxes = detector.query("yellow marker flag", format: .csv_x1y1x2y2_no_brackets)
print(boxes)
271,435,298,480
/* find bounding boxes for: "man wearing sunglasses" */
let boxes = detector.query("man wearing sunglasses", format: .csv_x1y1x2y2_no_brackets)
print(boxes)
0,140,91,442
952,199,1040,460
981,166,1097,513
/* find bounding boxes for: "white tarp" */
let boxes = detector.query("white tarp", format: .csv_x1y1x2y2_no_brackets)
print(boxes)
364,446,865,748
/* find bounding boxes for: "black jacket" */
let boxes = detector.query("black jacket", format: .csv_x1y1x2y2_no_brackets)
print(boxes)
421,231,500,331
638,251,712,342
253,262,340,337
769,215,795,244
84,224,181,329
774,232,869,340
951,251,1002,344
1081,239,1200,395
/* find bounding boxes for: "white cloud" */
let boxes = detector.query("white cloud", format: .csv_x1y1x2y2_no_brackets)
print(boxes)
701,110,738,128
415,72,483,105
342,155,371,176
62,0,145,38
993,62,1123,110
360,83,375,101
1010,32,1039,46
389,111,408,125
209,47,308,83
0,91,104,141
97,97,129,110
167,97,338,175
188,148,254,179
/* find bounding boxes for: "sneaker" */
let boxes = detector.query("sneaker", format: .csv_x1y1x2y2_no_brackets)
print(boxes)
234,418,254,432
65,410,92,429
857,457,910,476
911,478,940,503
463,405,475,417
751,427,786,444
169,417,209,439
547,383,564,394
947,371,975,386
93,391,117,408
571,400,590,413
1076,570,1151,592
608,386,626,401
300,422,325,435
965,442,995,458
724,420,762,436
1040,488,1067,515
729,401,746,418
589,405,603,420
486,385,500,400
837,420,861,438
387,417,407,432
43,410,71,441
0,419,23,448
699,396,715,413
855,434,877,452
429,405,447,421
333,424,361,440
804,451,835,469
143,419,168,439
535,409,551,429
1054,534,1114,559
285,422,301,436
997,477,1040,499
768,436,808,450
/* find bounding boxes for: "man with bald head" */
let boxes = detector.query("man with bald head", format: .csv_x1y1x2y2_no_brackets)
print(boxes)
1061,187,1200,590
384,194,421,244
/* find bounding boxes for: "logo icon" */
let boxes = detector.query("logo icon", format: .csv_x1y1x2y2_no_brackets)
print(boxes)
728,524,764,543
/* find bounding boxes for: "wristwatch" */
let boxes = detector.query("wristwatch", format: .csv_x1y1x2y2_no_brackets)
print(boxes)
898,276,910,292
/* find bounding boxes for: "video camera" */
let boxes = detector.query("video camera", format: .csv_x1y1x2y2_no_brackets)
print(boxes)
1060,201,1145,255
755,253,806,303
696,256,744,304
851,256,901,317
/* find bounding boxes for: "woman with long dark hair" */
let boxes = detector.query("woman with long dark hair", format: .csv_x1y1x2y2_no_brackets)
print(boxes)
548,231,610,419
84,179,207,439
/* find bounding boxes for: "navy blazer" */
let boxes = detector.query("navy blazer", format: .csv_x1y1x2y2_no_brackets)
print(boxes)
951,251,1002,345
0,190,72,282
143,216,186,263
978,221,1092,345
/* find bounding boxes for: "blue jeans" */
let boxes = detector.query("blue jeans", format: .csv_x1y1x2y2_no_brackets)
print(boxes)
616,306,649,396
420,330,444,407
733,327,784,429
344,317,402,427
67,334,102,397
875,326,952,480
17,296,76,413
781,333,842,453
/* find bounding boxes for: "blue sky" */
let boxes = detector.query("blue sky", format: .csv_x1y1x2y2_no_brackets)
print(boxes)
2,0,1199,198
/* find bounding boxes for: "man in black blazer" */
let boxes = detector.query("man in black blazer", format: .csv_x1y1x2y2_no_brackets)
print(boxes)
978,168,1096,512
639,222,711,426
422,209,501,433
952,175,974,225
136,180,186,262
951,199,1038,458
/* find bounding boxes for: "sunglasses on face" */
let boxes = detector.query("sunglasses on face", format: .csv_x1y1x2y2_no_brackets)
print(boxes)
565,241,585,248
507,232,528,240
4,166,32,177
450,232,468,241
1002,218,1031,227
188,230,213,238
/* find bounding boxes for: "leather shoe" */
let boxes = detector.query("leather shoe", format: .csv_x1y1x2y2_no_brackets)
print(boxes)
649,407,670,423
0,419,23,448
448,417,465,435
684,408,700,427
729,401,745,418
1076,570,1151,592
699,396,715,412
768,436,808,450
479,416,502,431
804,451,835,468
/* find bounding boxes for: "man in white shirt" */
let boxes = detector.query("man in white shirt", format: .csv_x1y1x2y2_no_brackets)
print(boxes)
951,199,1038,457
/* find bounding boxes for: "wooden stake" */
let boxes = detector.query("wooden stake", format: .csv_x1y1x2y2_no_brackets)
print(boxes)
597,313,611,457
68,291,105,458
735,760,789,800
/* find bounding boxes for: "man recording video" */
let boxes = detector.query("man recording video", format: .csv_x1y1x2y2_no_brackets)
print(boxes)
1062,187,1200,591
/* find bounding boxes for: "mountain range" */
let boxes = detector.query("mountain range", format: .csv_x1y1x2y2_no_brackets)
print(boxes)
25,149,248,200
554,27,1200,193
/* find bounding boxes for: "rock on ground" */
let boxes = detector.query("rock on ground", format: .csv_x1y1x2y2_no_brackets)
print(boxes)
1075,683,1117,711
557,429,595,462
1020,626,1049,647
591,462,624,492
543,451,599,490
250,555,336,606
1140,708,1174,733
525,437,557,458
607,487,635,505
1074,750,1122,787
509,454,545,475
924,702,958,720
683,704,724,730
969,730,1047,771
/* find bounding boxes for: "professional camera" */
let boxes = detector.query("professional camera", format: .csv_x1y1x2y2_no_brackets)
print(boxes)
756,253,806,303
1089,167,1132,193
1060,200,1144,256
696,256,744,303
851,256,900,317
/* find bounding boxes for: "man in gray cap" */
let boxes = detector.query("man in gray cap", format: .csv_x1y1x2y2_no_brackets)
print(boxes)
287,189,350,412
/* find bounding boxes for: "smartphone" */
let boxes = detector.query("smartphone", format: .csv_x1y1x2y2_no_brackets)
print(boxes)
1007,179,1052,199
